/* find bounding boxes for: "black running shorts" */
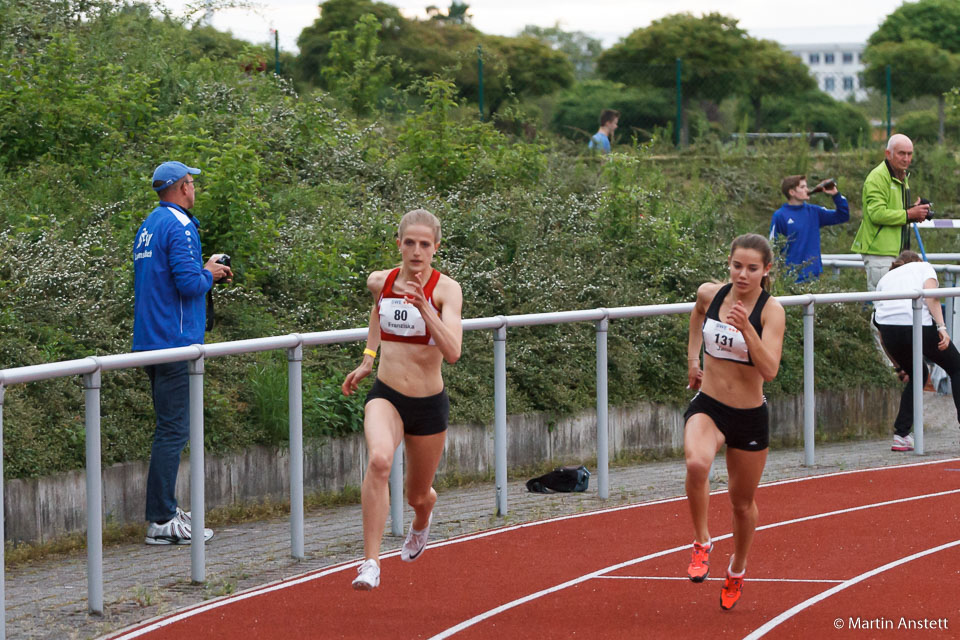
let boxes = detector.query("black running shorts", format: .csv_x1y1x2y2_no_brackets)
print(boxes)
365,378,449,436
683,391,769,452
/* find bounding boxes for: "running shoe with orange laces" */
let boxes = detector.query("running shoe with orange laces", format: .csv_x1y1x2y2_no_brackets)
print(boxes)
720,571,744,610
686,541,713,582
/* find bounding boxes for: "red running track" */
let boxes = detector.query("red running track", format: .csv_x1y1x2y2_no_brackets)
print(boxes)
107,459,960,640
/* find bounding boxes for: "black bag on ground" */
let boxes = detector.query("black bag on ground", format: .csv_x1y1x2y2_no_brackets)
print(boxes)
525,465,591,493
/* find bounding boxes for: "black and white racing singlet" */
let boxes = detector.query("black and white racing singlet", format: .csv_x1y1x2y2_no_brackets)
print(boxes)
702,283,769,366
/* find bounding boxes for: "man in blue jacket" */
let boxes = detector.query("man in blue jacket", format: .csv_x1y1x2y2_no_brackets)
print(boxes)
133,161,232,545
769,175,850,282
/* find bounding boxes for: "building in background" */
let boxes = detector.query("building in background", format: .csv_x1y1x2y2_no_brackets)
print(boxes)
783,43,867,102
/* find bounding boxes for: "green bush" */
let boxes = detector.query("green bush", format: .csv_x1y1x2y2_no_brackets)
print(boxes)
749,91,871,147
894,109,960,144
396,76,546,192
550,79,674,143
0,2,908,482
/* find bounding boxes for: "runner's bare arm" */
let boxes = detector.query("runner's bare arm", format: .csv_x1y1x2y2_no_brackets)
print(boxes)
341,273,387,395
416,275,462,364
687,283,717,389
736,299,785,382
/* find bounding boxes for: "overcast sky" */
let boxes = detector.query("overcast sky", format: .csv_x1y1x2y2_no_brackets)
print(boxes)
163,0,910,53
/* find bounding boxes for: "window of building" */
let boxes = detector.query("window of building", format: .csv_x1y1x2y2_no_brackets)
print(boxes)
809,53,820,64
843,76,854,90
843,52,854,64
824,77,836,91
824,53,835,64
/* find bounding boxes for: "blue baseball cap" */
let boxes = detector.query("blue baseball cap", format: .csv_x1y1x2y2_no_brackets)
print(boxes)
151,161,201,191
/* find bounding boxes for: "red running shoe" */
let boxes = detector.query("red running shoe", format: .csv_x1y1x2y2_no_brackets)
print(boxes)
720,571,744,610
687,541,713,582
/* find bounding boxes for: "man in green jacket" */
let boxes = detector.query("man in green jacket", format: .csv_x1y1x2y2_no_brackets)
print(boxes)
851,133,931,290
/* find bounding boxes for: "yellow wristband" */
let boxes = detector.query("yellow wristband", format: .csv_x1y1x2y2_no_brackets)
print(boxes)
363,348,377,359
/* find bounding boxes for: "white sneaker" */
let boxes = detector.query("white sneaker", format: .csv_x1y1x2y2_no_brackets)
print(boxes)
145,509,214,545
892,434,915,452
352,559,380,590
401,513,432,562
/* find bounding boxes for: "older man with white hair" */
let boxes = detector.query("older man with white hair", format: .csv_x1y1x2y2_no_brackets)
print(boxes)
851,133,932,291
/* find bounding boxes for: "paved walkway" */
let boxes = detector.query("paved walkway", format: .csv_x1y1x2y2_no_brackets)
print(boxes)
6,394,959,640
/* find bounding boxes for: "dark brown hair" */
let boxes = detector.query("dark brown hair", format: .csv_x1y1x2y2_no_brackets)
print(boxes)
890,249,922,271
599,109,620,127
780,174,805,199
730,233,774,290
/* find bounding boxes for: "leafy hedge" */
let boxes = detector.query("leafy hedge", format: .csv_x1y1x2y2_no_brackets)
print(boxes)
5,2,950,481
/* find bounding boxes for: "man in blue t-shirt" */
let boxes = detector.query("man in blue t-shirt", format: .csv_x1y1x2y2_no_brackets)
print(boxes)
588,109,619,154
133,161,232,545
769,175,850,282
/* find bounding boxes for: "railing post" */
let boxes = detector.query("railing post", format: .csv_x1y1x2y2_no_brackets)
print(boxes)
494,319,508,516
82,362,104,615
390,442,403,536
188,351,206,583
945,273,956,339
595,312,609,499
1,383,6,640
803,302,816,466
287,340,305,560
912,297,925,455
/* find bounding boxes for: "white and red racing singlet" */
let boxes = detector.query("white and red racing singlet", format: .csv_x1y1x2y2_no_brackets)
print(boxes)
378,268,442,345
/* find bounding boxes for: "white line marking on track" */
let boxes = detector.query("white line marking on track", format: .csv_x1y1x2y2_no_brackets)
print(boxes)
595,576,845,584
425,487,960,640
742,538,960,639
107,458,960,640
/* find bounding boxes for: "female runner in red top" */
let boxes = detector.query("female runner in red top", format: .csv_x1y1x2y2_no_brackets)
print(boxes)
342,209,463,590
683,233,785,610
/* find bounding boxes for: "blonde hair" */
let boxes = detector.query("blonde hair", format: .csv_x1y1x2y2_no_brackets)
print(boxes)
398,208,441,243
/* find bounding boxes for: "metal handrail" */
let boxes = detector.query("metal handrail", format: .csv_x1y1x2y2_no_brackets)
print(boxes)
1,288,959,636
822,253,960,262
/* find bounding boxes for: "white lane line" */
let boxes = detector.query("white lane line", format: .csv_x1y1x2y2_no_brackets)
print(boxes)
596,576,845,584
107,458,960,640
425,487,960,640
743,538,960,639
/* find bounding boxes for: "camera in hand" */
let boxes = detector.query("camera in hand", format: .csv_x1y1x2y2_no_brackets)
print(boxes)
214,254,231,283
919,198,935,221
809,178,837,194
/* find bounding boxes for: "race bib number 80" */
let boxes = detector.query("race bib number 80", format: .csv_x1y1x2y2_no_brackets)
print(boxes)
379,298,426,337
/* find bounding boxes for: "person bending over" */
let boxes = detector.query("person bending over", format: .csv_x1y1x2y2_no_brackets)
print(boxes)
873,250,960,452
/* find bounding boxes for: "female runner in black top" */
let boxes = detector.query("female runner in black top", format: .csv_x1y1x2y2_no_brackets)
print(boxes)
684,233,785,610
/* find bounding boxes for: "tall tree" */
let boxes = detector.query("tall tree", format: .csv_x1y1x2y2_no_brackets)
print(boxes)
296,1,571,115
519,24,602,81
430,2,472,25
321,14,394,116
863,0,960,143
741,39,818,130
462,35,573,114
597,13,815,144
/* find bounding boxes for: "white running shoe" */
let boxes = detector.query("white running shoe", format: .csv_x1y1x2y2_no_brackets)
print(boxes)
352,559,380,590
892,434,914,452
401,513,433,562
145,509,214,545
